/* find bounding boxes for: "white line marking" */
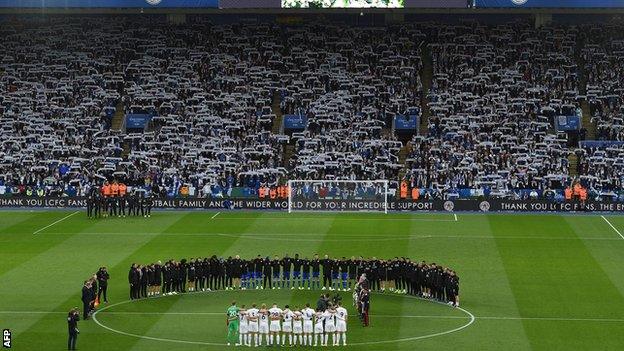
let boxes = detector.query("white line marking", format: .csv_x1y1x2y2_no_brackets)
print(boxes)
211,216,457,222
454,213,458,221
30,231,624,241
601,215,624,240
32,211,80,235
3,310,623,323
210,212,220,219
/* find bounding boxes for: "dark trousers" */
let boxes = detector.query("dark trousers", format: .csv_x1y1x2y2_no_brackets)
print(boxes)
98,284,108,302
68,331,78,350
322,274,332,288
263,274,272,288
82,302,89,319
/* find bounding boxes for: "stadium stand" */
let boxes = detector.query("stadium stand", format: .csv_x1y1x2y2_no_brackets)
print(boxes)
0,18,622,200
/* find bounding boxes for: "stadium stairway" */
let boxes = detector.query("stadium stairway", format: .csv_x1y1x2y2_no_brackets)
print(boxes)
111,101,125,131
271,90,284,135
397,143,411,180
575,33,596,140
271,90,292,168
419,42,433,135
568,153,579,177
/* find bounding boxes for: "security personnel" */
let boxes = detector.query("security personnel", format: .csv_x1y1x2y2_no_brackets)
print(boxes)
400,180,408,199
97,267,110,303
67,308,80,351
143,195,153,218
119,182,127,216
101,182,111,216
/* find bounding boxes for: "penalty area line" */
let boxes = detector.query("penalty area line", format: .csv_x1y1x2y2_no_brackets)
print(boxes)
32,210,80,235
601,215,624,240
210,212,221,219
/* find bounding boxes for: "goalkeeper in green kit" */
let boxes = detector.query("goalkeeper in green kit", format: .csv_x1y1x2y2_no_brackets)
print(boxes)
226,301,240,345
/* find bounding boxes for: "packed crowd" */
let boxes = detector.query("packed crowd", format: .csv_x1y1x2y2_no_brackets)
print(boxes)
127,254,460,306
2,18,623,200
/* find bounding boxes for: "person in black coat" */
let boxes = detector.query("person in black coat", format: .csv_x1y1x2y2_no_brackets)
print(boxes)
262,257,272,289
81,281,92,320
128,263,140,300
96,266,110,303
67,308,80,350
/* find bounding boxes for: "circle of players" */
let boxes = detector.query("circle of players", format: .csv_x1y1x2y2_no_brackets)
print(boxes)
85,181,153,218
128,254,460,307
228,299,349,347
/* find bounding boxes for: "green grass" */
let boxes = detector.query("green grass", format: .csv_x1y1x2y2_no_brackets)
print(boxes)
1,210,624,350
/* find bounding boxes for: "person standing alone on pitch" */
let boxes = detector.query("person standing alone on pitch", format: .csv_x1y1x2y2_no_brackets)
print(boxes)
67,307,80,350
96,266,109,304
226,301,240,346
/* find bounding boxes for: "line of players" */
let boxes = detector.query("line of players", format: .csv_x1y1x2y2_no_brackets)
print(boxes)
129,254,460,306
228,301,348,347
85,181,153,218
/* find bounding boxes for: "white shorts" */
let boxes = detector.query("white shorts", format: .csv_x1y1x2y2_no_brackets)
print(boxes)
293,323,303,334
336,320,347,332
248,322,259,333
314,324,324,334
282,322,292,333
239,324,248,334
259,324,269,334
303,321,313,333
270,321,281,332
325,324,336,333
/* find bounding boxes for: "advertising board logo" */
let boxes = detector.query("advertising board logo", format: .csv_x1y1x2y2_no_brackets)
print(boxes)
511,0,528,5
479,201,491,212
145,0,162,5
443,201,455,212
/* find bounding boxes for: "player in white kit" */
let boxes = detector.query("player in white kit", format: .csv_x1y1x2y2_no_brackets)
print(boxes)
323,305,337,347
238,305,249,346
302,303,315,346
335,301,348,346
314,310,325,346
292,307,303,346
268,303,283,346
246,304,260,347
281,305,294,346
258,304,270,346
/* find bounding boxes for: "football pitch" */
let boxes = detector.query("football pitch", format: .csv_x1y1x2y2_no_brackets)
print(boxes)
1,210,624,350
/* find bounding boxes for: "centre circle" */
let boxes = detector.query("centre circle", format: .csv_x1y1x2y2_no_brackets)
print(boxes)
93,290,474,346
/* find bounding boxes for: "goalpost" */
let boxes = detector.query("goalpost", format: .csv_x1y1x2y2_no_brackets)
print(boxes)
287,180,389,214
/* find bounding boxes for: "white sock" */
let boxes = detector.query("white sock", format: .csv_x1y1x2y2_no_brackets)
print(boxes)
269,335,273,345
288,334,292,345
343,333,347,345
276,335,280,345
254,334,258,346
334,333,338,345
239,334,242,344
307,335,311,346
324,334,328,345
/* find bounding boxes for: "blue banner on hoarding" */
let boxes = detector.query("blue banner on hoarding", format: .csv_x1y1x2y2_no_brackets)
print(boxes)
126,114,152,129
554,115,580,132
475,0,624,8
0,0,218,7
395,115,418,130
284,115,307,130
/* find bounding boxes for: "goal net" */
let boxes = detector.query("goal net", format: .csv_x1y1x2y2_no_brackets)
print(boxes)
287,180,389,213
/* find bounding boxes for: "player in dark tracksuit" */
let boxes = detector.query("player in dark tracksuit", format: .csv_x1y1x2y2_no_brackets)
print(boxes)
321,255,333,289
348,257,357,289
271,256,281,288
282,255,292,288
301,257,311,289
262,257,272,289
292,254,302,288
311,255,321,290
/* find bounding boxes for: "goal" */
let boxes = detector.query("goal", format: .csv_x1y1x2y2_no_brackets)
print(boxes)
287,180,389,213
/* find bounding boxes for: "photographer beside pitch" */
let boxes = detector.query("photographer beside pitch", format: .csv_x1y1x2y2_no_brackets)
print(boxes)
67,307,80,350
